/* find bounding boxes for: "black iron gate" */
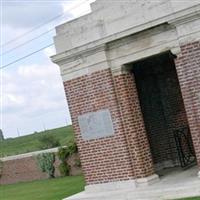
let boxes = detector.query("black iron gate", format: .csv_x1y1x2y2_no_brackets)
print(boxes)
174,127,196,169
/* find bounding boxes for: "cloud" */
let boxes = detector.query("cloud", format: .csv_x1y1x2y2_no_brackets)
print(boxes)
3,63,65,115
2,63,71,137
1,0,72,46
62,0,95,18
43,46,56,57
1,0,94,47
2,1,64,29
1,0,96,138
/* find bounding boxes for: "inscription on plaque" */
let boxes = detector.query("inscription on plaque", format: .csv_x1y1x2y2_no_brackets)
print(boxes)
78,109,114,140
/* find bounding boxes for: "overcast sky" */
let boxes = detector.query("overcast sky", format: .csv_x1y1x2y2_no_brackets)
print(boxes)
1,0,95,138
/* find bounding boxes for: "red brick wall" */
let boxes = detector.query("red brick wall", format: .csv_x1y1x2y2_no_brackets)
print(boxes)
0,153,81,185
63,41,200,185
113,73,154,178
0,156,60,185
64,69,135,184
175,41,200,167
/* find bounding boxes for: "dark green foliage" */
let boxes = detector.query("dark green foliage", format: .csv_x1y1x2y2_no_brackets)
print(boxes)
57,142,78,161
67,142,78,155
0,160,3,177
0,129,4,141
38,134,60,149
57,142,78,176
57,147,71,176
36,153,55,178
59,163,70,176
57,147,70,162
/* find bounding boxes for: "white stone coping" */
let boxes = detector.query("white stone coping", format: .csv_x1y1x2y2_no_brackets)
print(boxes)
53,1,200,54
0,147,65,161
52,4,200,81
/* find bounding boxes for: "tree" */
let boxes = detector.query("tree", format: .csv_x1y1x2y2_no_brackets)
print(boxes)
0,129,4,141
38,134,60,149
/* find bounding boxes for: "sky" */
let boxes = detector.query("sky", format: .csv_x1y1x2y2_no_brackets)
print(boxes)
0,0,96,138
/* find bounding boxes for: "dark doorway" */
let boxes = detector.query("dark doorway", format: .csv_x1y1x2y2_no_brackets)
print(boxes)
131,52,196,172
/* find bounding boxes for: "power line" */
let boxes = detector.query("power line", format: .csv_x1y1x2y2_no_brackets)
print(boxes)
1,14,61,48
1,0,90,47
0,43,53,69
0,1,93,68
0,29,54,56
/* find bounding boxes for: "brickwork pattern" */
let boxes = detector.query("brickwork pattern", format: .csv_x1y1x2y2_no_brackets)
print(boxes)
113,73,154,178
64,69,134,184
0,156,60,185
175,41,200,168
0,154,81,185
62,41,200,185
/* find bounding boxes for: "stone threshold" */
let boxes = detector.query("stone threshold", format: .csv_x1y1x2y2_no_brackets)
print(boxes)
63,166,200,200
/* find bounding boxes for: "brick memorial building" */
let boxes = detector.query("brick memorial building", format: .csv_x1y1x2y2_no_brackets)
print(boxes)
52,0,200,199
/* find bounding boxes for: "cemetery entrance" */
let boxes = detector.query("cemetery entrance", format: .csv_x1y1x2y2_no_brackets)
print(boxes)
131,52,196,173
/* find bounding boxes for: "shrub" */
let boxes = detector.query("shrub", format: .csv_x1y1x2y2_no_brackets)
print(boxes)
38,134,60,149
0,160,3,178
57,147,70,162
36,153,55,178
59,163,70,176
68,142,78,155
57,142,78,177
57,147,71,176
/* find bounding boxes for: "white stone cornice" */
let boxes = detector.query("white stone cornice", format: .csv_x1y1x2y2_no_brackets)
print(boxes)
54,23,184,80
51,44,107,66
168,8,200,26
168,6,200,45
108,24,181,76
52,1,200,81
52,44,110,82
53,1,200,54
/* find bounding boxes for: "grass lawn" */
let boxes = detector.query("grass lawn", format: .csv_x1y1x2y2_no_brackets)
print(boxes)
177,198,200,200
0,176,199,200
0,125,74,157
0,176,84,200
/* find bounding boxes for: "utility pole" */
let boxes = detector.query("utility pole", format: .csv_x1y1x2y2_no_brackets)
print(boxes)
65,118,68,126
42,121,46,132
17,128,20,137
0,129,4,141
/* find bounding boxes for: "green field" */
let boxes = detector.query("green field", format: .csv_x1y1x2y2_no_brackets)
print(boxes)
177,198,200,200
0,126,74,157
0,176,84,200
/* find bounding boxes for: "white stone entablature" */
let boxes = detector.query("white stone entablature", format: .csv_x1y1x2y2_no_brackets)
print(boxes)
51,0,200,81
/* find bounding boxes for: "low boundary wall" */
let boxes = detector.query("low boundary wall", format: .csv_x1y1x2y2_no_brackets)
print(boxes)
0,148,81,185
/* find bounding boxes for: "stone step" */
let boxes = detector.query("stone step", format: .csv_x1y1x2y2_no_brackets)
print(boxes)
64,182,200,200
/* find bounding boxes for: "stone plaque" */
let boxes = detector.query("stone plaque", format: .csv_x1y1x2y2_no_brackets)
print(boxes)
78,109,115,140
